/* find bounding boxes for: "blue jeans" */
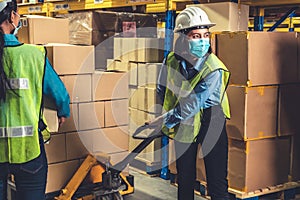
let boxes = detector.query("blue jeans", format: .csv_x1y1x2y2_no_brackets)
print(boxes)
0,137,48,200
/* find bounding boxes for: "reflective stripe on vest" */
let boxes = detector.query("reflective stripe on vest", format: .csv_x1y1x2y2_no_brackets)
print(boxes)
0,126,34,138
162,52,230,143
0,44,46,163
7,78,30,90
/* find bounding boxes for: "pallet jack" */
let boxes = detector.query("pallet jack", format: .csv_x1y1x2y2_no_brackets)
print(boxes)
55,124,163,200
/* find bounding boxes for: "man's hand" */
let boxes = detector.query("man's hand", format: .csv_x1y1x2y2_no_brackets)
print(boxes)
58,117,67,128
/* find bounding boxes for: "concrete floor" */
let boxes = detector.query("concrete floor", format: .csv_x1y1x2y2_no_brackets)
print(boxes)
124,169,207,200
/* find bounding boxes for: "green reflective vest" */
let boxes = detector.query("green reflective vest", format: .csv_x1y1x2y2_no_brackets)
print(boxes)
162,52,230,143
0,44,46,163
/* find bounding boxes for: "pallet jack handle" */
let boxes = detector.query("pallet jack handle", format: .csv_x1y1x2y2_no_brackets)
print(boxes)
110,124,163,175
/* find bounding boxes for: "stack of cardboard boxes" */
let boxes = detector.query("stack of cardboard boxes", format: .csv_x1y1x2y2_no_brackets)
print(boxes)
217,31,300,192
17,15,131,194
108,36,165,171
66,10,165,171
65,11,158,69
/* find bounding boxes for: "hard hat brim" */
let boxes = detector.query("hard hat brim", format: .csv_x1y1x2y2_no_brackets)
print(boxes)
174,23,216,33
0,0,12,13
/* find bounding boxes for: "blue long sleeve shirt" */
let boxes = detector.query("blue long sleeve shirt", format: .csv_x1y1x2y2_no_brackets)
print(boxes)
4,34,70,117
157,55,223,129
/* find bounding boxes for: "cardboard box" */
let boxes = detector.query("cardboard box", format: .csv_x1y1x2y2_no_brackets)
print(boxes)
45,133,66,164
168,140,177,174
43,108,58,133
129,86,161,114
60,74,92,103
187,2,249,32
228,137,290,192
66,132,90,160
66,11,157,67
95,44,114,70
129,108,160,163
226,86,278,140
129,87,144,110
66,11,112,46
129,108,159,134
18,15,69,44
66,11,102,33
138,63,161,87
114,38,164,63
46,160,79,193
45,44,95,75
129,62,138,86
107,60,130,72
78,102,104,131
217,32,298,86
68,131,94,156
91,151,130,176
95,43,114,70
58,103,79,133
92,126,129,154
104,99,129,127
108,151,130,175
69,30,115,46
291,135,300,181
129,136,161,164
278,84,300,136
95,11,157,37
93,71,128,101
144,87,161,114
66,11,157,37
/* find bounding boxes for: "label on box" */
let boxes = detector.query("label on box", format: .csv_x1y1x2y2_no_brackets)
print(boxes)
122,22,136,37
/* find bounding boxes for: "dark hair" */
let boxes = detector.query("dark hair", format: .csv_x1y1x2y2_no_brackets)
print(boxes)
0,0,17,102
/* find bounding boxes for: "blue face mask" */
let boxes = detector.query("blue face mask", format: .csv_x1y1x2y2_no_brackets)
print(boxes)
12,20,22,35
188,38,210,58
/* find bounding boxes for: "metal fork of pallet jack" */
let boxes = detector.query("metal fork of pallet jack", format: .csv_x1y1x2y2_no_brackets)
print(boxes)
98,124,163,197
56,124,162,200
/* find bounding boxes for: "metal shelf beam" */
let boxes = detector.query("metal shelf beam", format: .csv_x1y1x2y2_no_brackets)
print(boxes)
240,0,300,7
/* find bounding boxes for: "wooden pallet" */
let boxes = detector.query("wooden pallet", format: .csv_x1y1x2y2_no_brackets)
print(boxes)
169,173,300,200
229,181,300,200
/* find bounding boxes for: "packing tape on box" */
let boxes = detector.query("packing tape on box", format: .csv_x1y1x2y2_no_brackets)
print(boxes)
225,31,248,38
258,87,265,96
258,131,264,138
244,86,265,96
245,141,250,155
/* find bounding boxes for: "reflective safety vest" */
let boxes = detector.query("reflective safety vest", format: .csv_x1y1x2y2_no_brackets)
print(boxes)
162,52,230,143
0,44,47,163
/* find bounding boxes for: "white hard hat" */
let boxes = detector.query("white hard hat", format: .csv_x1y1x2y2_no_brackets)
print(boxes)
0,0,12,13
174,6,215,33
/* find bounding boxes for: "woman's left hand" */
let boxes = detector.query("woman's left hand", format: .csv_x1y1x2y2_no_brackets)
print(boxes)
145,115,164,128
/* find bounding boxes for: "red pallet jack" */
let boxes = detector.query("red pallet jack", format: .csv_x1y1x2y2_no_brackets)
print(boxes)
55,124,163,200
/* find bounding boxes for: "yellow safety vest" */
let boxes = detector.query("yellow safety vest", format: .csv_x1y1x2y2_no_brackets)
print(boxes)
162,52,230,143
0,44,47,163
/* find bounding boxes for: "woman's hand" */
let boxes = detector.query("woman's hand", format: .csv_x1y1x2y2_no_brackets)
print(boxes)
145,115,164,128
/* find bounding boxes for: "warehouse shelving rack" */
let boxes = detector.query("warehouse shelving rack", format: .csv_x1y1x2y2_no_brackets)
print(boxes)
17,0,195,16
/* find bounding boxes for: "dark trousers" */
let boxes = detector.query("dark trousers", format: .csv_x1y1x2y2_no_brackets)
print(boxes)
175,105,230,200
0,137,48,200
